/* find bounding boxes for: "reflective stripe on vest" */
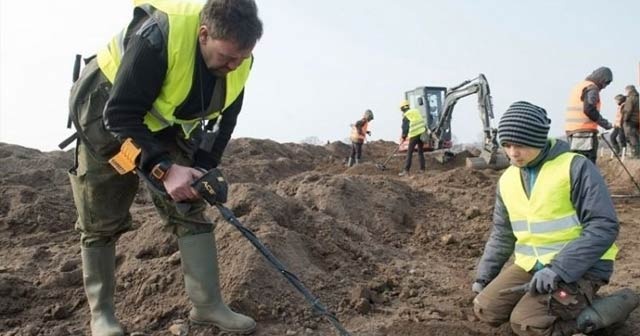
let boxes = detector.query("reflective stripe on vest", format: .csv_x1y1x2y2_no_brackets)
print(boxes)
565,80,600,132
350,119,368,142
499,151,618,271
404,108,426,138
97,0,252,136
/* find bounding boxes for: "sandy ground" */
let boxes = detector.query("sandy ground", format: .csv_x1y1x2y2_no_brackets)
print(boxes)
1,139,638,336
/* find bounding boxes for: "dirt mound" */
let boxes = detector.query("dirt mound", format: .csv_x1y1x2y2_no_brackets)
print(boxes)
1,140,639,335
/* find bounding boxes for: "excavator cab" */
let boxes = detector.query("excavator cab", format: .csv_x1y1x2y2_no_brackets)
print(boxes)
399,74,510,170
401,86,452,151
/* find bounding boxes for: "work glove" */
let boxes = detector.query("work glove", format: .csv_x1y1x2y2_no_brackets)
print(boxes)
472,280,487,294
528,267,559,294
192,168,228,205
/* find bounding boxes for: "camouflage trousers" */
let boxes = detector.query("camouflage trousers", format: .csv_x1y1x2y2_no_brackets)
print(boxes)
473,264,602,336
69,140,214,247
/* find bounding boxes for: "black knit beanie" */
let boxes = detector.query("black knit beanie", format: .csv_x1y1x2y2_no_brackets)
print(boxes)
497,101,550,149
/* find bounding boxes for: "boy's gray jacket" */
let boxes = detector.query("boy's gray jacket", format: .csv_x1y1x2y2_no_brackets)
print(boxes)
476,140,619,284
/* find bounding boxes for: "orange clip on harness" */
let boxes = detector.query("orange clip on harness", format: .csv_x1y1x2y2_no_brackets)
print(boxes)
108,138,141,175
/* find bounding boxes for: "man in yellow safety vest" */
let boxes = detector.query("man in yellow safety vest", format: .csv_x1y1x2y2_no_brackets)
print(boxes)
398,100,427,176
66,0,262,334
471,101,629,336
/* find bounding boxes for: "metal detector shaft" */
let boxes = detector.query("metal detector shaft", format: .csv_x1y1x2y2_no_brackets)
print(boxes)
600,133,640,194
215,204,352,336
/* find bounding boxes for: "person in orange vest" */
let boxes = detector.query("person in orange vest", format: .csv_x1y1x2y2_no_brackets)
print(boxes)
346,109,374,166
564,67,613,163
622,85,640,158
609,94,627,156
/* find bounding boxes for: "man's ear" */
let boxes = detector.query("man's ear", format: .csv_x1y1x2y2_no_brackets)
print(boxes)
198,26,209,44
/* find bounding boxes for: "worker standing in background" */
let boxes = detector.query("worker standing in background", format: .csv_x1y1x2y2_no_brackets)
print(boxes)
609,94,627,156
398,100,426,176
622,85,640,158
67,0,262,334
564,66,613,163
346,109,374,167
472,101,631,335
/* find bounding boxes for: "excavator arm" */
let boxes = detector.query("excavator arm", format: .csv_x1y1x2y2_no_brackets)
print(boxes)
430,74,508,169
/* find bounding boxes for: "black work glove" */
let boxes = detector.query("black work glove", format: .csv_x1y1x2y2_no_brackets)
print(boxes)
528,267,559,294
192,168,228,205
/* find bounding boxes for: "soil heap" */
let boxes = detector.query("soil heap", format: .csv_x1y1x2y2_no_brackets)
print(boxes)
1,140,639,335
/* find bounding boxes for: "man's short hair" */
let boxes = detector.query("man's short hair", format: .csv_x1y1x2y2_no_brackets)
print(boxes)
201,0,263,50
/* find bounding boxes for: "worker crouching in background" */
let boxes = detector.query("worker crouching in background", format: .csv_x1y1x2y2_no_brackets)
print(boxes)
346,109,374,167
472,101,637,335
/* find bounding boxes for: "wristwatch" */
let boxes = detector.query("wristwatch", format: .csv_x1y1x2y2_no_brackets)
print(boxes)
151,160,172,181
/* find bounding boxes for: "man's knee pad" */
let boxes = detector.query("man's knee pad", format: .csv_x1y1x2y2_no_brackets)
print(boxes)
510,305,556,335
473,295,509,326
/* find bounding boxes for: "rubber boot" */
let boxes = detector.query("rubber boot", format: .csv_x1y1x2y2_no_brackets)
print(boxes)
550,320,579,336
355,158,360,165
577,288,639,333
81,245,124,336
178,233,256,334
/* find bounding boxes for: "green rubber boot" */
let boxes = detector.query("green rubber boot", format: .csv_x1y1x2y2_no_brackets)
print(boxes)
178,233,256,334
577,288,639,333
81,245,124,336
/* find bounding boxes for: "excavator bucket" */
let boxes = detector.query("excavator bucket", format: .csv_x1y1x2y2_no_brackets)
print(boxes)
431,149,509,170
432,150,456,164
465,151,510,170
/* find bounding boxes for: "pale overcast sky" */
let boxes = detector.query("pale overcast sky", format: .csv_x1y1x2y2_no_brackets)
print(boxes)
1,1,638,151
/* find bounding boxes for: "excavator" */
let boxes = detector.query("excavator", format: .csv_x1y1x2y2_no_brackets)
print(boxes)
400,73,510,170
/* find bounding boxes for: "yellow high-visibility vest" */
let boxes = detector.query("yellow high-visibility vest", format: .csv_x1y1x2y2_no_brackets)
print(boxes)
565,80,600,132
403,108,426,138
97,0,252,137
499,151,618,271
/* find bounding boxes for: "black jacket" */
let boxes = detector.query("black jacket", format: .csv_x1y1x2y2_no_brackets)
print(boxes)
581,67,612,130
623,88,639,124
103,14,243,173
